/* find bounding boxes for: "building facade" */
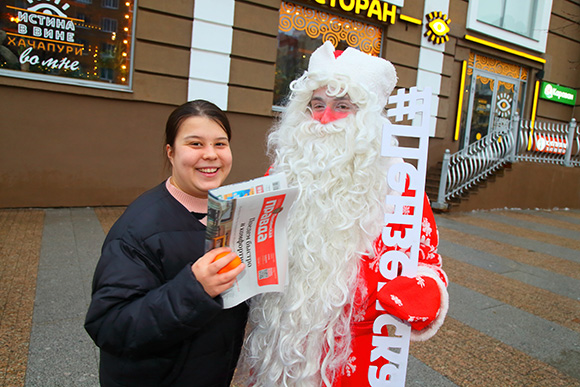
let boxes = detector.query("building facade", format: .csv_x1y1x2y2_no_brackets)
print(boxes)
1,0,578,208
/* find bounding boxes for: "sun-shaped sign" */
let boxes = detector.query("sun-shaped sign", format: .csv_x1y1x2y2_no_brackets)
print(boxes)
424,11,451,44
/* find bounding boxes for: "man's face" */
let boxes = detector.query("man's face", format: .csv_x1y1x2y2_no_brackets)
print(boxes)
309,87,358,124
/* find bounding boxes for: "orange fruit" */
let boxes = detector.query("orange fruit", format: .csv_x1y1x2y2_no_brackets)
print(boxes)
214,251,242,274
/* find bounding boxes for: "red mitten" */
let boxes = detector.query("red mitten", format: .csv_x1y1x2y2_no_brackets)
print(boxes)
377,275,441,331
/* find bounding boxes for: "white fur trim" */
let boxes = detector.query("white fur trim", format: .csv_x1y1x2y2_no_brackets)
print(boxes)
410,265,449,342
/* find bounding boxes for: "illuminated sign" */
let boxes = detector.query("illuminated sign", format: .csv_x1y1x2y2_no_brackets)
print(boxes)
424,11,450,44
312,0,398,24
533,134,567,154
0,0,135,89
309,0,421,25
539,82,577,106
495,92,512,118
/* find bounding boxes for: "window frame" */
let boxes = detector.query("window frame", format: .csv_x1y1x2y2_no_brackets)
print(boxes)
0,0,137,92
466,0,553,53
101,17,118,33
102,0,119,10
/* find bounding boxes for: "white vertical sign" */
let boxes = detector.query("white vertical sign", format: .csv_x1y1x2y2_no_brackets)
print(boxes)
368,87,432,386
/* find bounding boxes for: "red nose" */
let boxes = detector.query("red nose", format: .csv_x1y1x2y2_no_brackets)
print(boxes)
312,107,351,124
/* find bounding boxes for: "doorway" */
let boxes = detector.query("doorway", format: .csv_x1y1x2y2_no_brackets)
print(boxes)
462,54,527,148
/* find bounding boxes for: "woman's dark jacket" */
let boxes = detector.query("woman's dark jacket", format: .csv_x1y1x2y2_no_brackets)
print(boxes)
85,183,248,387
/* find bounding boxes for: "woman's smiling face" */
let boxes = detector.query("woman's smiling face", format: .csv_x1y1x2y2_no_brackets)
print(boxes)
166,116,232,198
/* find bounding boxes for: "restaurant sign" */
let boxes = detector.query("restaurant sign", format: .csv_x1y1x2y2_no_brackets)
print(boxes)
0,0,135,90
312,0,403,24
539,81,577,106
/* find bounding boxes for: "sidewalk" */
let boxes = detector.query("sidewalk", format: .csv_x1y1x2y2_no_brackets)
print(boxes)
0,207,579,386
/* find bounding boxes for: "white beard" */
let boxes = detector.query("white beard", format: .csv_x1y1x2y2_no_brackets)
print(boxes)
243,112,397,386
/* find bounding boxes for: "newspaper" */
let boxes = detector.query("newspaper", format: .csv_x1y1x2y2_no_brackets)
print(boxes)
205,173,298,308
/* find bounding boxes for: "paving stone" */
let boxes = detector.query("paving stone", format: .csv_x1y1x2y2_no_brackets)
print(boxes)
0,207,577,386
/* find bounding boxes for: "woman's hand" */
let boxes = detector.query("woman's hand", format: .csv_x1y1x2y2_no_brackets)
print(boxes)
191,248,245,298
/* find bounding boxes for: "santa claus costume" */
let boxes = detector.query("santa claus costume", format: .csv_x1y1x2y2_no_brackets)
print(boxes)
243,41,449,387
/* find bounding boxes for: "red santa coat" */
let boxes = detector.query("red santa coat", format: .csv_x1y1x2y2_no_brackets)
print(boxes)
264,167,448,385
335,194,449,386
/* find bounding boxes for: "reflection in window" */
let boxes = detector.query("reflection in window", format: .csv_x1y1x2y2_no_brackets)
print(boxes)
102,0,119,9
273,2,382,107
102,18,117,33
101,43,115,57
0,0,135,89
477,0,537,37
469,76,493,143
100,67,114,81
78,39,89,55
76,13,91,25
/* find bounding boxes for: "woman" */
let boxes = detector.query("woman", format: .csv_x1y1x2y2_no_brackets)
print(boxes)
85,100,248,387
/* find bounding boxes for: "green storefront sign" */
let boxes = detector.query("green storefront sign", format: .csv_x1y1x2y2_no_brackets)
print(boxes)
539,82,577,106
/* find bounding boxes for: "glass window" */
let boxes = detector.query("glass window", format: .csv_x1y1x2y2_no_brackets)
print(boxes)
101,17,117,33
274,1,383,107
477,0,537,37
0,0,135,90
100,66,113,81
101,42,115,57
76,13,90,25
102,0,119,10
466,0,552,52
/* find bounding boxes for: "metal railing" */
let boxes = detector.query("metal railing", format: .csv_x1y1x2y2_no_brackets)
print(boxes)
516,118,579,167
432,116,579,210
